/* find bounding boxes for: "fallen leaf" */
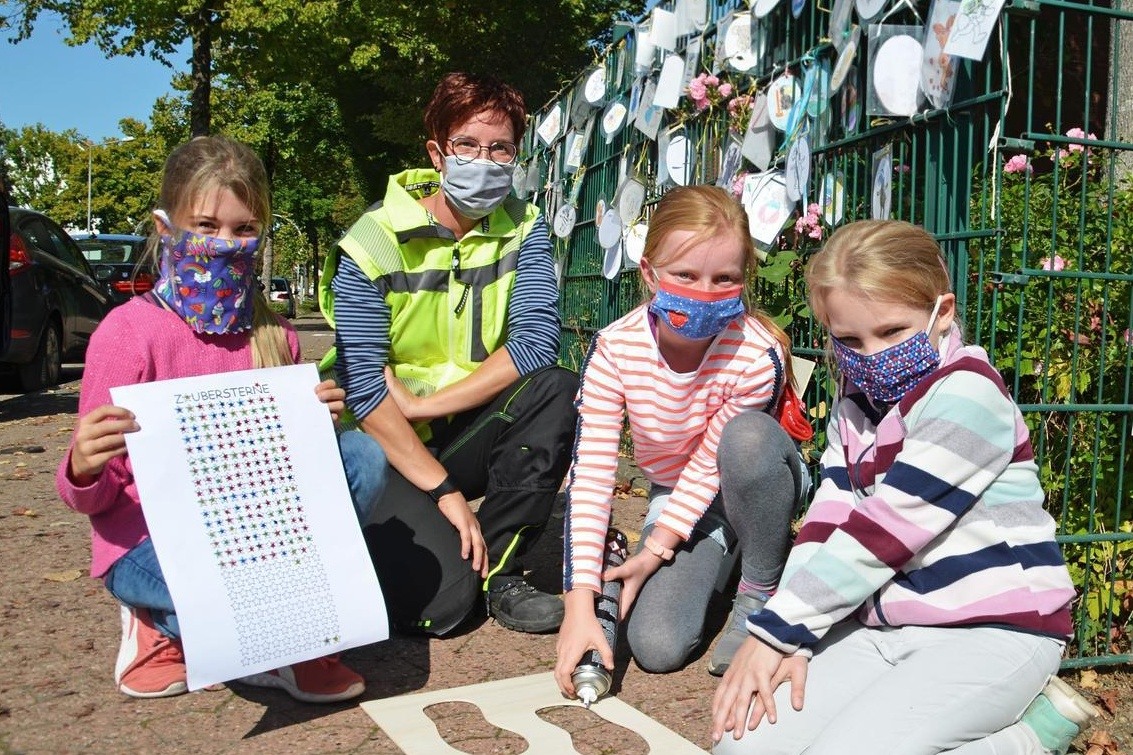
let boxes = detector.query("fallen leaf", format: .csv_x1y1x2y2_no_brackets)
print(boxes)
631,487,648,497
1097,688,1120,715
1084,729,1120,755
12,507,37,517
1079,669,1100,689
612,481,631,496
43,569,84,582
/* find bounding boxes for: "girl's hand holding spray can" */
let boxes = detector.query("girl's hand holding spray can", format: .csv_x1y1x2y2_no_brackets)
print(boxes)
571,528,629,707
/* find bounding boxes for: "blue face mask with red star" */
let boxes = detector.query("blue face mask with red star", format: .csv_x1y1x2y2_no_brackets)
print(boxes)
152,211,259,335
648,279,746,341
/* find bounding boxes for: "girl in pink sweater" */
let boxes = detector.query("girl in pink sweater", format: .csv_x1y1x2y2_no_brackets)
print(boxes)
57,136,371,703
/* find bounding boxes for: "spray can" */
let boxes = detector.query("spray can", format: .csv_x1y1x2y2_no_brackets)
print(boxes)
572,528,629,708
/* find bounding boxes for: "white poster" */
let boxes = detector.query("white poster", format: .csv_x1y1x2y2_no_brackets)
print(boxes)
111,363,388,691
942,0,1006,60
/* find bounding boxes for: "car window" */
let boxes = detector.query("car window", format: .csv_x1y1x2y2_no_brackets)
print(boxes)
78,241,135,263
270,279,289,292
20,217,53,254
43,221,94,273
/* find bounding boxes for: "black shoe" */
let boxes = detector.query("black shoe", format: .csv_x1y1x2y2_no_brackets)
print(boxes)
486,578,565,634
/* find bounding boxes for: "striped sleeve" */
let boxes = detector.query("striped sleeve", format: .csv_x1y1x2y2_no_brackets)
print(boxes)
652,327,784,539
330,253,392,422
503,215,561,374
563,333,626,593
749,370,1024,652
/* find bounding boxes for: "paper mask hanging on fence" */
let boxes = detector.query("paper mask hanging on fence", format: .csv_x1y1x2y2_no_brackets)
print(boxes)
921,0,961,110
650,7,679,51
768,73,800,132
665,131,692,186
635,79,664,141
868,26,925,116
623,222,649,265
614,176,646,223
602,99,629,144
785,136,811,203
584,67,608,107
829,0,856,50
942,0,1007,60
654,54,686,109
821,172,846,225
723,13,759,71
872,145,893,220
741,93,776,171
831,24,861,91
536,104,563,147
856,0,887,22
752,0,782,19
742,171,797,247
635,22,657,73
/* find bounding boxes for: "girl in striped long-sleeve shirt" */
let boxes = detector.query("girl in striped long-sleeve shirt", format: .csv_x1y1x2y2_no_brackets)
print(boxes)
553,186,809,699
712,220,1095,755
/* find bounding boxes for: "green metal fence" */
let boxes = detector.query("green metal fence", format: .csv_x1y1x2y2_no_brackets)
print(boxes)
520,0,1132,666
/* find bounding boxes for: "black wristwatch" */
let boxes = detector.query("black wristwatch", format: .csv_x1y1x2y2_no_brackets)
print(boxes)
426,475,460,503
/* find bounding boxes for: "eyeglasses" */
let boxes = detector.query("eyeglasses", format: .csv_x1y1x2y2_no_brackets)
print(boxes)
446,136,518,166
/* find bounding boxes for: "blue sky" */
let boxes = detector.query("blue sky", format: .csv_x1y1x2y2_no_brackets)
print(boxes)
0,13,187,142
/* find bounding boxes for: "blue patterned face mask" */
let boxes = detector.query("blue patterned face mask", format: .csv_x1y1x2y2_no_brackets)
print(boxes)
832,296,944,404
648,280,746,341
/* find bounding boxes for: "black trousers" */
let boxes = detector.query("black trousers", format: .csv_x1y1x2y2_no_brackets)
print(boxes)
364,365,578,635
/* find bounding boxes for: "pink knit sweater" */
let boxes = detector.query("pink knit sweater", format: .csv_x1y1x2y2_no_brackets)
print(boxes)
55,297,300,578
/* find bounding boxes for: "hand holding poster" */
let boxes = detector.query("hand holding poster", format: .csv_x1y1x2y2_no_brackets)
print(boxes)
111,362,388,691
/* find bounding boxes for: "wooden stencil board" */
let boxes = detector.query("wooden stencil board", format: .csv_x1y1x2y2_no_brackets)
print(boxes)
360,672,708,754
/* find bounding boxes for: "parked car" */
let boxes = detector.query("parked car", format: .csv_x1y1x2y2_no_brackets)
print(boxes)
268,276,296,318
1,207,112,391
71,233,154,307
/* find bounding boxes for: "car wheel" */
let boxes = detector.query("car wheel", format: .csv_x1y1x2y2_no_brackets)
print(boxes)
17,321,62,392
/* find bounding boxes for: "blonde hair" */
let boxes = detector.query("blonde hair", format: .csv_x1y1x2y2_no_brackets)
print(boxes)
151,136,291,368
644,185,795,387
804,219,952,327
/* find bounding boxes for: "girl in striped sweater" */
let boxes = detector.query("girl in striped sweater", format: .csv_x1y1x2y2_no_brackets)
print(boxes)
711,220,1095,754
553,185,809,697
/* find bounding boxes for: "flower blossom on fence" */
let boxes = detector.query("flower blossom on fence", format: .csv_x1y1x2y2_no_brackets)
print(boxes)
1040,255,1067,271
1124,328,1133,346
687,72,734,112
1065,127,1098,153
1004,154,1032,174
731,171,749,199
795,203,823,240
728,94,753,134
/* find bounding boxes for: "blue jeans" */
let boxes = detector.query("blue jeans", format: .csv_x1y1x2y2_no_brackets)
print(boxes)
104,429,388,639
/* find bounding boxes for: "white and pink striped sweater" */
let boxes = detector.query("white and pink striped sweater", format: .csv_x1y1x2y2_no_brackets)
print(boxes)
563,305,785,593
748,329,1074,654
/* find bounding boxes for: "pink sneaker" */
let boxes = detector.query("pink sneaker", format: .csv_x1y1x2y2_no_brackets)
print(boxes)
114,605,188,698
238,655,364,703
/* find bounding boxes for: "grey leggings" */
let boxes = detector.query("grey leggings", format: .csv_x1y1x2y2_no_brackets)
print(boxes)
625,411,808,672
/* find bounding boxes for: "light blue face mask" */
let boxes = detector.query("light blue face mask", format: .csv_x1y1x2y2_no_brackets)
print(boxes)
440,156,515,220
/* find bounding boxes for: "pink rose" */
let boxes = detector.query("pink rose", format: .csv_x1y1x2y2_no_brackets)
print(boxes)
688,80,707,100
795,216,808,234
807,203,820,216
1004,155,1031,174
1055,148,1071,162
1066,127,1086,140
808,226,824,240
705,75,720,87
718,83,733,98
731,171,749,199
1040,255,1066,272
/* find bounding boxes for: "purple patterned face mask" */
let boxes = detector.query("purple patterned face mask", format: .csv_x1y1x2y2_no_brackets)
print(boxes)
153,212,259,335
832,296,944,404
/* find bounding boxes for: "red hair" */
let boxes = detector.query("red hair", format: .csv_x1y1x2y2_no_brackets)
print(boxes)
423,72,527,145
